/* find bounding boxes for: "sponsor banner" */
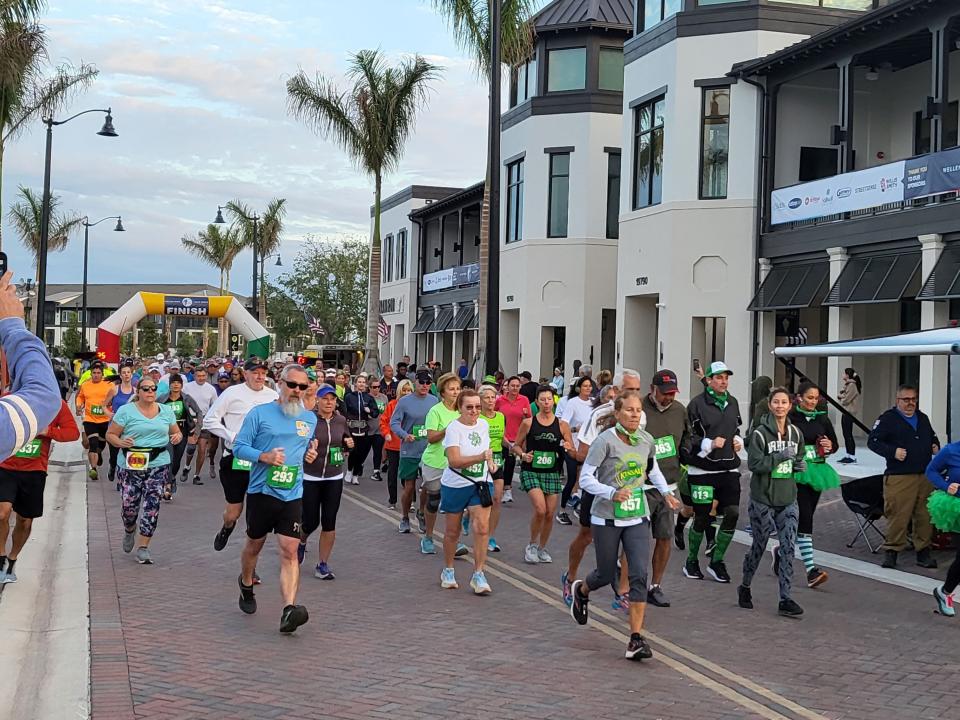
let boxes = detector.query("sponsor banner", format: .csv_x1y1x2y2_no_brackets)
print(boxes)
771,162,905,225
904,146,960,200
164,295,210,316
422,263,480,293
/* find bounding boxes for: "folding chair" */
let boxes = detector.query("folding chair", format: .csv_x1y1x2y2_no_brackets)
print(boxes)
841,475,887,553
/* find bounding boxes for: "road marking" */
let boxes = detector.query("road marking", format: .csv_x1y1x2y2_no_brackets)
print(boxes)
342,489,828,720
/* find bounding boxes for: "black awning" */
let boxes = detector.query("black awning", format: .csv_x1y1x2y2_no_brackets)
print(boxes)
468,311,479,330
918,244,960,301
411,312,434,334
449,305,475,332
824,253,921,306
428,307,455,333
748,263,829,311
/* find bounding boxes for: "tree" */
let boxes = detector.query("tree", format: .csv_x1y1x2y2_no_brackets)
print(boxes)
175,332,196,358
61,309,80,358
224,197,286,323
120,330,133,356
264,281,308,353
286,49,439,374
180,223,243,354
138,317,164,357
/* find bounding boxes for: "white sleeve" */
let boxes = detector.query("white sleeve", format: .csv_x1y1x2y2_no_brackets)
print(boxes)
202,391,235,445
578,462,615,500
698,437,712,457
442,422,460,450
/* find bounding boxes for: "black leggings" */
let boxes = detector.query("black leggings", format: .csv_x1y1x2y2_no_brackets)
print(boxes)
945,547,960,594
168,437,187,478
503,452,517,488
302,480,344,536
386,449,400,504
797,483,821,535
348,434,373,475
841,414,856,456
560,454,579,509
371,434,385,471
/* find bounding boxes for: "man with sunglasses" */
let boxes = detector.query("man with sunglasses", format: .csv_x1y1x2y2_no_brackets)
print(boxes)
869,384,941,569
204,357,279,554
390,369,438,533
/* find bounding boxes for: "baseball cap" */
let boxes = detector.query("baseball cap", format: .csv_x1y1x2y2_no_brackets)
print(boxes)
168,360,181,369
218,372,231,381
243,357,268,371
705,361,733,377
482,374,496,384
416,369,433,384
305,368,317,381
652,369,679,393
324,368,337,377
205,359,218,367
148,363,161,372
155,354,165,361
316,384,337,398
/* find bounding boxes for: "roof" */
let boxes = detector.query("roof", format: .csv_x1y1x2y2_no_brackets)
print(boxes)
532,0,633,32
44,283,248,309
408,181,485,220
774,327,960,358
372,185,464,217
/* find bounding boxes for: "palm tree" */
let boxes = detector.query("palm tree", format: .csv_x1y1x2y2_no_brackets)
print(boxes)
181,224,244,354
286,49,440,374
8,185,81,329
432,0,537,374
224,197,286,323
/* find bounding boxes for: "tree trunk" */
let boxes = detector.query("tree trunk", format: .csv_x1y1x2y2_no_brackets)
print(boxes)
0,139,6,252
29,257,39,338
361,172,383,375
474,170,492,381
258,256,267,330
131,322,139,356
219,268,230,355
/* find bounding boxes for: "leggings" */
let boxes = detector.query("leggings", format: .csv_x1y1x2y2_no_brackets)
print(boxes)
503,452,517,488
371,434,385,470
945,548,960,594
741,499,798,601
168,437,187,479
585,521,651,603
348,434,373,475
109,444,120,474
560,454,579,509
120,465,167,538
386,449,400,505
301,479,344,536
796,483,820,535
841,414,856,456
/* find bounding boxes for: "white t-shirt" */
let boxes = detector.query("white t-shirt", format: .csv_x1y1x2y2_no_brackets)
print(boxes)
576,401,646,450
441,417,491,489
202,382,280,449
184,380,218,416
561,397,595,440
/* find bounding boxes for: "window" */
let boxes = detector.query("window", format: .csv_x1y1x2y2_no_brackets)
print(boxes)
382,234,393,282
768,0,872,8
606,152,621,239
548,153,570,238
632,96,665,210
506,158,524,243
798,147,838,182
513,55,538,106
700,87,730,199
642,0,680,32
914,101,959,155
547,48,586,92
598,48,624,92
397,229,408,280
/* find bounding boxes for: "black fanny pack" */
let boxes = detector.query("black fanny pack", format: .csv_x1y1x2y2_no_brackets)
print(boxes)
122,446,166,459
451,469,493,508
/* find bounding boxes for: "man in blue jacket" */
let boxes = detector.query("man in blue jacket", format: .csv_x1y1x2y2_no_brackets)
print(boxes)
868,384,940,570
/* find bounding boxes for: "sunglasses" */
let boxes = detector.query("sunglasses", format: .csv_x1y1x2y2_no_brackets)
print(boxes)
371,384,380,389
417,379,432,385
284,380,310,391
139,385,157,392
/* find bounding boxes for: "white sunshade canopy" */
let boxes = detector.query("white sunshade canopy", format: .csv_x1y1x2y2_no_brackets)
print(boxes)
774,327,960,358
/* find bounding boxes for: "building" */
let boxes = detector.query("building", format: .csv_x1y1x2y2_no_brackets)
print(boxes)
497,0,632,379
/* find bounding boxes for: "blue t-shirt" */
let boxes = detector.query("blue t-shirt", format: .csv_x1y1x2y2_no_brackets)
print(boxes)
897,408,919,431
233,402,317,501
390,392,439,459
112,403,176,469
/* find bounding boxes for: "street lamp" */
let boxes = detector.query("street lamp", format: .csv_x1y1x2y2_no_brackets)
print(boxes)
36,107,117,342
81,215,124,351
215,205,260,320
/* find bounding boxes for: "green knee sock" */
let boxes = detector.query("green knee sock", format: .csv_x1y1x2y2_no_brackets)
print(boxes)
712,529,734,562
687,528,704,563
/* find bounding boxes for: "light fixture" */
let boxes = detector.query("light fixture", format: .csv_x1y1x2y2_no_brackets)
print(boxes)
114,217,125,232
97,109,118,137
214,206,225,224
865,67,879,81
274,254,282,267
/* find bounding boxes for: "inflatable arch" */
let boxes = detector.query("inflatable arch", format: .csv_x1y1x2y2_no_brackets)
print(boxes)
96,292,270,363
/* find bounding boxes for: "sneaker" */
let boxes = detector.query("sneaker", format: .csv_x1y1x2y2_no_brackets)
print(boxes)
417,510,427,534
881,550,897,569
738,584,753,609
398,517,412,534
778,598,804,618
315,561,335,580
674,525,685,551
704,539,716,557
570,580,589,625
502,488,514,503
122,529,136,554
707,561,731,583
488,537,501,553
351,474,362,485
279,604,309,633
108,467,115,482
420,536,436,555
213,523,235,552
625,634,653,661
387,502,397,510
181,468,189,481
87,468,98,481
297,541,307,565
611,593,630,614
372,470,382,482
238,576,257,614
537,547,553,563
344,470,354,485
933,586,956,617
470,570,492,595
209,465,216,480
561,571,572,607
1,567,15,583
192,474,204,486
682,559,704,580
569,494,581,510
647,585,670,607
462,514,470,536
524,543,540,564
440,567,458,589
555,511,573,526
455,542,469,558
917,548,938,569
135,547,152,565
806,567,828,588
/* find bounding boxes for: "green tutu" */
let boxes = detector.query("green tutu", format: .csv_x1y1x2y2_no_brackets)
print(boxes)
795,461,840,491
928,490,960,533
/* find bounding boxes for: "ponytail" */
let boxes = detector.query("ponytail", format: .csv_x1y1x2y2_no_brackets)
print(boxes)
845,367,862,393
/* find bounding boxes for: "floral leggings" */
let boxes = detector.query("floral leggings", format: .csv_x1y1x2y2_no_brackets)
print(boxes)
119,465,168,538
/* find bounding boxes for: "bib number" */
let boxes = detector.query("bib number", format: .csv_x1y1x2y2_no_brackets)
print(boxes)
772,460,794,479
614,487,649,520
91,405,105,417
654,435,677,460
266,465,299,490
14,439,41,458
412,425,427,440
532,450,556,468
376,400,386,413
231,456,253,471
329,446,344,464
690,484,714,504
804,446,818,462
169,400,184,421
126,450,149,470
463,462,485,478
493,452,503,466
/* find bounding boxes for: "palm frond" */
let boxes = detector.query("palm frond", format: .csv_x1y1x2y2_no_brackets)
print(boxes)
286,70,364,170
8,184,76,259
432,0,537,80
3,60,97,143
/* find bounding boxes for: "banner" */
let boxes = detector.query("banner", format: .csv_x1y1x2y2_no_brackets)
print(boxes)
422,263,480,292
904,146,960,200
164,295,210,316
771,162,904,225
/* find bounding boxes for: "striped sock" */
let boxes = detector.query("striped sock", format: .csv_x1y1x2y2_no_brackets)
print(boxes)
797,534,815,572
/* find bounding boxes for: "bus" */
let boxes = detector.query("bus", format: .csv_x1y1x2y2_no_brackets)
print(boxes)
298,344,364,372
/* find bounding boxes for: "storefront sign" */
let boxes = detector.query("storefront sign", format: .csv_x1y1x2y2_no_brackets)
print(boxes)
771,162,904,225
422,263,480,293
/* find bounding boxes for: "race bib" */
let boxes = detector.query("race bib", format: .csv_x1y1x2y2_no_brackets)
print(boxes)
266,464,299,489
463,461,485,478
376,400,386,413
804,446,818,462
772,460,794,479
231,456,253,471
492,452,503,466
614,487,649,520
329,446,344,464
169,400,184,421
690,484,714,504
532,450,556,468
14,439,41,458
126,449,149,470
654,435,677,460
91,404,105,417
412,425,427,440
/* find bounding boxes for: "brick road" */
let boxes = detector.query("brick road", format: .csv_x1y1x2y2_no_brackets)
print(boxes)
87,464,957,720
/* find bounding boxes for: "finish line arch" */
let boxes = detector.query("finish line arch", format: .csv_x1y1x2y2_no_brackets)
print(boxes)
95,291,270,363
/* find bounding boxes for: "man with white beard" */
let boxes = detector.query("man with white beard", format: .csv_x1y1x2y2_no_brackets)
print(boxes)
232,364,318,634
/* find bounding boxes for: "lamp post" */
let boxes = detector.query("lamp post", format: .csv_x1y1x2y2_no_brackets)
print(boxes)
260,251,282,319
36,108,117,342
80,215,124,351
215,205,260,320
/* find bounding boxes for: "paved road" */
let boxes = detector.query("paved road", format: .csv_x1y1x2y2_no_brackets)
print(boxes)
85,465,953,720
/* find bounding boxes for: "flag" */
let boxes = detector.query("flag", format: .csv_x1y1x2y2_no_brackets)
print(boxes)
303,312,324,335
378,316,389,341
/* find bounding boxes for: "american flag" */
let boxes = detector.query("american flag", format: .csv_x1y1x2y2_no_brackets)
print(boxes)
303,312,324,335
378,316,389,340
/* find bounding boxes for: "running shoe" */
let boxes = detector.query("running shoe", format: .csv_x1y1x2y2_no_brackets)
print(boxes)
933,586,956,617
238,576,257,614
344,470,354,485
470,571,492,595
192,474,204,486
704,539,716,557
570,580,589,625
372,470,382,482
737,584,753,609
707,561,731,583
778,598,804,618
440,567,458,589
108,467,115,482
135,547,152,565
647,585,670,607
807,567,828,588
674,525,685,551
1,562,16,583
625,634,653,661
555,511,573,526
398,517,412,534
502,488,513,503
297,541,307,565
561,571,573,607
315,561,335,580
352,474,362,485
455,542,469,558
417,510,427,534
569,494,581,510
524,543,540,564
611,593,630,615
388,503,397,510
279,604,309,633
682,559,704,580
181,468,189,482
488,537,501,553
213,523,235,551
122,530,136,554
537,547,553,563
462,514,470,536
420,536,436,555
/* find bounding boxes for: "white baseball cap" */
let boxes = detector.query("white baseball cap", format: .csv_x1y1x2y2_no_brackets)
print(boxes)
705,361,733,377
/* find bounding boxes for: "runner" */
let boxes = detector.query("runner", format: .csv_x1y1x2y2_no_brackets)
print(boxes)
512,385,574,564
204,358,279,554
557,377,595,524
927,440,960,616
342,374,379,484
569,390,680,660
439,389,495,593
390,370,437,534
479,384,505,552
737,387,805,617
106,379,182,565
684,361,743,583
75,361,114,481
216,372,232,395
495,376,532,503
787,381,840,588
298,384,353,578
420,373,466,556
0,399,79,583
334,370,348,399
232,364,318,633
369,378,388,483
158,374,201,501
381,364,398,400
105,364,135,484
380,379,414,509
184,366,219,486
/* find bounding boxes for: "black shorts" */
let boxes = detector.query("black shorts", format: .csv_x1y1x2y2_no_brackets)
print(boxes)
0,468,47,519
83,421,110,451
220,453,250,505
578,492,595,528
245,492,302,540
688,471,741,510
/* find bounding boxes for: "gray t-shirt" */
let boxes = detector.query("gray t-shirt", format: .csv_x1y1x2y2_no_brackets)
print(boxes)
583,427,663,524
390,392,439,458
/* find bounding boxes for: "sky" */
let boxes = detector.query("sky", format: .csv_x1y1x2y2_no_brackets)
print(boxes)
1,0,525,296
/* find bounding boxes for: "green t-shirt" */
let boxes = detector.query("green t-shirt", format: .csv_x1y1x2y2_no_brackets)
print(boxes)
484,411,505,454
421,402,461,469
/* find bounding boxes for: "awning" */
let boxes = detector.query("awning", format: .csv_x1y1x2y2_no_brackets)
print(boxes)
774,327,960,358
747,263,829,311
468,311,479,331
428,307,455,333
449,305,475,332
824,253,920,306
411,312,434,334
917,244,960,301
